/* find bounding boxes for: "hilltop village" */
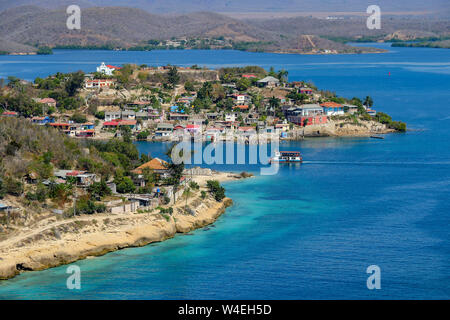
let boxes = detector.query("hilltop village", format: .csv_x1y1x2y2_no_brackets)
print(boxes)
1,62,406,142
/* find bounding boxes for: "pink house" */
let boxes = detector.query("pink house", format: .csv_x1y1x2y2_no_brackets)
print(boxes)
185,124,201,134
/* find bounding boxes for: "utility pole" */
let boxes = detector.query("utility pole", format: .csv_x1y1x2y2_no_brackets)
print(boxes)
73,180,77,217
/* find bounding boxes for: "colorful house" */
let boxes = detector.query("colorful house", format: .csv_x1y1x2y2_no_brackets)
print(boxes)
321,102,345,116
287,104,327,127
85,79,115,89
132,158,170,181
234,105,249,111
1,111,18,117
185,124,201,134
169,113,189,121
49,123,70,131
31,116,54,125
299,87,313,95
103,119,136,130
76,129,96,138
155,123,174,137
234,94,251,105
80,123,95,130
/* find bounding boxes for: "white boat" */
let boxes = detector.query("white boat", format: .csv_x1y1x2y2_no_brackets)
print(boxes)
270,151,303,163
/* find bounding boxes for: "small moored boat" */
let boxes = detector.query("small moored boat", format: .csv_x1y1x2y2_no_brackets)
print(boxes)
270,151,303,163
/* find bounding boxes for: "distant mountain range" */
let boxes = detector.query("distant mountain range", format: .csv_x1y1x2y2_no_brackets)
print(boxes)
0,5,448,54
0,0,448,14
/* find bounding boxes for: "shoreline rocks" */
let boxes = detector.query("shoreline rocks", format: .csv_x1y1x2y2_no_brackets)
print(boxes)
0,197,233,281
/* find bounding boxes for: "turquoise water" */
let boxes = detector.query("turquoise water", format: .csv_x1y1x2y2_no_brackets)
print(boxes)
0,44,449,299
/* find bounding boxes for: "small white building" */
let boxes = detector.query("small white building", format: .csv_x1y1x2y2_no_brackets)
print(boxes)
105,111,122,122
96,62,120,76
85,79,115,89
225,113,236,122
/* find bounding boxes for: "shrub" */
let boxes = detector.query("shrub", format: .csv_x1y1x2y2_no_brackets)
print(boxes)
88,180,112,199
389,121,407,132
4,177,24,196
114,176,135,194
189,181,200,190
94,111,105,119
157,206,173,218
206,180,226,202
25,183,48,202
136,130,150,141
70,113,87,123
200,190,207,199
163,196,171,205
240,171,254,178
70,196,106,215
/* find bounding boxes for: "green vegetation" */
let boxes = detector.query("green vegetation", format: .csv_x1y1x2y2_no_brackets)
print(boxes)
36,46,53,55
189,181,200,190
69,195,107,215
0,117,151,207
136,130,150,141
70,113,87,123
391,40,450,49
206,180,226,202
322,35,384,44
374,112,407,132
167,66,180,88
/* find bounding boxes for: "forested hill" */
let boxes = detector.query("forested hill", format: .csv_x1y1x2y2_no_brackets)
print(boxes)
0,4,448,54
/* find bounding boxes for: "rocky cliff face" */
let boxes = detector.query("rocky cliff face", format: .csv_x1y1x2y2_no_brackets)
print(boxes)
300,119,393,137
0,196,232,280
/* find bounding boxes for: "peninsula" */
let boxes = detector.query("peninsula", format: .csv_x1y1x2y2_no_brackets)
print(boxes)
0,63,405,280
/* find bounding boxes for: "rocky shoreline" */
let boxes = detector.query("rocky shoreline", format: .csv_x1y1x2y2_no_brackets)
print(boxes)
0,195,233,280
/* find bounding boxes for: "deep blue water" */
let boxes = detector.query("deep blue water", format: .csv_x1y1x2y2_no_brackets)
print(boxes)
0,44,449,299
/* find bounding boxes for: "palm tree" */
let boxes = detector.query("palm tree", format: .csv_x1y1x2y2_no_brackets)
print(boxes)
165,143,186,205
364,96,373,107
277,69,289,82
269,96,280,109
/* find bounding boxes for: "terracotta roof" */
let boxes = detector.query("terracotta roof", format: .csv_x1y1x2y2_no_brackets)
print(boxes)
39,98,56,104
66,171,82,176
133,158,168,174
234,105,249,109
321,102,343,108
238,126,255,131
86,79,114,83
103,121,120,126
119,120,137,126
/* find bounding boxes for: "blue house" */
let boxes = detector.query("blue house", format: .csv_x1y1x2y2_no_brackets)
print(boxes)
81,123,95,130
32,116,54,125
170,105,185,113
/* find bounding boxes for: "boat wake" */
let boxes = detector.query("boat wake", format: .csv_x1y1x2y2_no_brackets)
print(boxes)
302,160,450,166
